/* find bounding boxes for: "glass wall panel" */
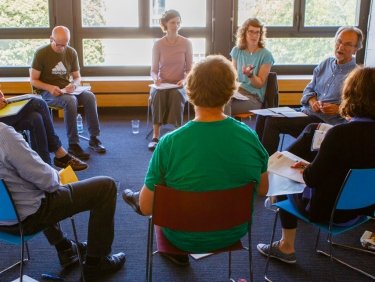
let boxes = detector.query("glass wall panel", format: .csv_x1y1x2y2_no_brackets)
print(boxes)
0,39,49,67
82,0,138,27
150,0,206,27
83,38,206,66
0,0,49,28
304,0,358,26
268,38,333,65
238,0,293,26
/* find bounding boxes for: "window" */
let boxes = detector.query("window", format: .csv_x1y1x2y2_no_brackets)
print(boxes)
236,0,369,73
0,0,51,72
0,0,370,76
76,0,208,75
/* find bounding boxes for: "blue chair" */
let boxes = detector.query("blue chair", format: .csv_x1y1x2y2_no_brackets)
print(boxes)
264,168,375,281
0,179,85,282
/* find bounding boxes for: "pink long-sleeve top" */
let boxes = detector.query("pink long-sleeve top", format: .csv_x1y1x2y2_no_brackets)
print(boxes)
151,36,193,83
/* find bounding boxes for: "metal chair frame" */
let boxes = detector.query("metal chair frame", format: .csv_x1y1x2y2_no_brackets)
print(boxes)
0,179,85,282
146,183,255,282
264,168,375,281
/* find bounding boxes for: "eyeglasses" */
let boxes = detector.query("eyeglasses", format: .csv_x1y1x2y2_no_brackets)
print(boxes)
335,39,356,49
52,39,68,48
247,30,261,36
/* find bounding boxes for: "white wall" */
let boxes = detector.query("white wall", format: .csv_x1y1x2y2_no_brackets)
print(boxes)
365,0,375,66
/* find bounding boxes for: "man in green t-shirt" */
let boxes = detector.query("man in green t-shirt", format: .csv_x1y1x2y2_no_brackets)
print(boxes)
30,26,106,160
123,54,268,266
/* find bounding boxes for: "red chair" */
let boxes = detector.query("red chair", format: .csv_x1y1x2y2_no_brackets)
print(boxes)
146,183,255,282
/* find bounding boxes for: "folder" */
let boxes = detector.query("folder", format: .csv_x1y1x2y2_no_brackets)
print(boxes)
59,165,79,185
0,99,30,118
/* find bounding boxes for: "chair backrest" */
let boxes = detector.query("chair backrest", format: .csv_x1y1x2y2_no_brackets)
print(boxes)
262,72,279,109
335,168,375,211
152,183,255,232
0,179,20,223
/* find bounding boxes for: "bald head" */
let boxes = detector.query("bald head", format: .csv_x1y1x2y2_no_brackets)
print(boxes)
50,26,70,53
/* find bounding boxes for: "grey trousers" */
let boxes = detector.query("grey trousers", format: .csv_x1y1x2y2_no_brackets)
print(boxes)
150,87,187,126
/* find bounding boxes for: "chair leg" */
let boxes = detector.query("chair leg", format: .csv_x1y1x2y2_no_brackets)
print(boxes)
248,225,253,282
314,231,375,280
278,134,285,151
146,217,154,282
70,217,85,282
20,236,25,282
228,251,232,281
264,209,279,282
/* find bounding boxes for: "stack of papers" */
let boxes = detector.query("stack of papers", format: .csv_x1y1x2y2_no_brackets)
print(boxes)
61,85,91,95
268,151,309,184
251,107,307,117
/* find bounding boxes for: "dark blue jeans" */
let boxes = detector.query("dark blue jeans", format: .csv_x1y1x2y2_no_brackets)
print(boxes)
3,176,117,258
0,98,61,164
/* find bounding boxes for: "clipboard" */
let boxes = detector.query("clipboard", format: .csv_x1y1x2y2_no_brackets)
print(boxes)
0,99,30,118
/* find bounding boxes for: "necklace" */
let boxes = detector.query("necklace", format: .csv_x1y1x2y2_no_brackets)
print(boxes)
165,36,179,45
247,47,258,55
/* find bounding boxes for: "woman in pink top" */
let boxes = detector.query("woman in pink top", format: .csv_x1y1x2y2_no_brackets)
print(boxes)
148,9,193,151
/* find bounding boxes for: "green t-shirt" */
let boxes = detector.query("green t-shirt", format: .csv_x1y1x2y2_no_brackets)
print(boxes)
145,117,268,253
32,44,79,91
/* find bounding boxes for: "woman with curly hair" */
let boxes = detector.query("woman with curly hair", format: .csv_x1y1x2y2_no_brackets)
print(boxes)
229,18,274,115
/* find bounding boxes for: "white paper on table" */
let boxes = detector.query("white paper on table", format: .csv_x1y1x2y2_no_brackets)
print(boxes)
148,83,180,90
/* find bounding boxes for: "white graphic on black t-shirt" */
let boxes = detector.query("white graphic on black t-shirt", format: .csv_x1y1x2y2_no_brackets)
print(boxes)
52,62,67,75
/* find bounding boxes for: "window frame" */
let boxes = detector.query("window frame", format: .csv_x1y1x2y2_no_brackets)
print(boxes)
72,0,212,76
232,0,370,74
0,0,370,77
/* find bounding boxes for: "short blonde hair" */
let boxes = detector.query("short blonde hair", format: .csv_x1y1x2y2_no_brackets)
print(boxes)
340,66,375,119
160,9,181,33
186,55,237,108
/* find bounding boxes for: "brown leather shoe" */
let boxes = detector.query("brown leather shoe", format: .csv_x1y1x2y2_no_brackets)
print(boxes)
122,189,143,215
54,154,88,171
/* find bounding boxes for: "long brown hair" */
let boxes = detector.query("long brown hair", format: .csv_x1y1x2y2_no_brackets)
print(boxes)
340,66,375,120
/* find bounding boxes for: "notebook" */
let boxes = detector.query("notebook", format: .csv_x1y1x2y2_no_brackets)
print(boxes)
0,99,30,118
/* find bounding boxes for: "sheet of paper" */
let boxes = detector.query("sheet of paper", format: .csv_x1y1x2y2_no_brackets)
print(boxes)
268,107,295,113
311,123,333,151
190,253,213,260
267,173,305,196
233,91,249,100
61,85,91,95
59,165,79,185
6,94,40,104
0,100,30,118
11,275,39,282
148,83,180,90
250,108,283,117
281,111,307,117
267,151,309,184
267,107,307,117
